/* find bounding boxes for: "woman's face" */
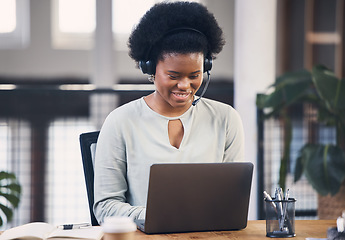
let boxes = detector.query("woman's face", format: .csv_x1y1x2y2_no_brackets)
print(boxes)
152,52,204,115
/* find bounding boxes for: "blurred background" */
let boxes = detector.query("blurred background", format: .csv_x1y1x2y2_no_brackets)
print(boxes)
0,0,343,229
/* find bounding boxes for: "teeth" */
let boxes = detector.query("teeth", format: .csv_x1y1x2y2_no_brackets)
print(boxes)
173,92,192,97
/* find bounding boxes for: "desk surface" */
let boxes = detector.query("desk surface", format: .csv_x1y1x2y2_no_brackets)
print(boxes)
0,220,336,239
134,220,335,240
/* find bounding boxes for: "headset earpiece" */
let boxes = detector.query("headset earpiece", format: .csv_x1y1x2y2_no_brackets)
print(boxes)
141,57,212,75
139,60,155,75
204,57,212,72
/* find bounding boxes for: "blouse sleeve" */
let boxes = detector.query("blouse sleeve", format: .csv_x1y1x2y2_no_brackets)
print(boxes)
223,107,245,162
93,111,146,224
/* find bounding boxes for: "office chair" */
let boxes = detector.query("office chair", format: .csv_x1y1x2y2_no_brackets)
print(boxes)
79,131,100,226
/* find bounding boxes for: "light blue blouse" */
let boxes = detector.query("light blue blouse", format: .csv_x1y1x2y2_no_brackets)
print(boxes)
93,97,244,223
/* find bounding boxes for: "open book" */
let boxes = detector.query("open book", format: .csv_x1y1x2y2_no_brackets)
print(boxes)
0,222,103,240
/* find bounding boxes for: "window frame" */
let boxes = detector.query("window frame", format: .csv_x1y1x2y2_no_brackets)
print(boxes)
0,0,30,49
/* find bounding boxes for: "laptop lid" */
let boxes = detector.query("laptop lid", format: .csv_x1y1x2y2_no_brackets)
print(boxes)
141,162,253,234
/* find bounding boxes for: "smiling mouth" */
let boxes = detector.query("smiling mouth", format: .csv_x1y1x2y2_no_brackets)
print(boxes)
172,92,192,99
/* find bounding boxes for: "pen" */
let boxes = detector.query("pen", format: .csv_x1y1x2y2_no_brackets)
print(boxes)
276,188,284,231
282,189,289,231
263,191,277,212
283,189,289,216
58,223,91,230
275,188,283,214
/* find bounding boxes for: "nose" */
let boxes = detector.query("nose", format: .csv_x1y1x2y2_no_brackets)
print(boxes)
177,77,191,90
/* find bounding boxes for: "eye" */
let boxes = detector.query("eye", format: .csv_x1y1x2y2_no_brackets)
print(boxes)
168,74,179,80
189,74,200,80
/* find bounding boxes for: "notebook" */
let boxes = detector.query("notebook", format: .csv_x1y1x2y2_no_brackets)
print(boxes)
135,162,253,234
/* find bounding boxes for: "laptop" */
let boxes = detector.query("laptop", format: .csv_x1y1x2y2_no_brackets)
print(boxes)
135,162,253,234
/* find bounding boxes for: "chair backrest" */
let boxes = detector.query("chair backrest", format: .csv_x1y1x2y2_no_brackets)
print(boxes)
79,131,100,226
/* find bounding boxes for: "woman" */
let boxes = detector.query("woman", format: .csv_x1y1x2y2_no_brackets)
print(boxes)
93,1,244,223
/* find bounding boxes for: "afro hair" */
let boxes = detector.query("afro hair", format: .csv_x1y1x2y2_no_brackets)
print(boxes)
128,1,225,65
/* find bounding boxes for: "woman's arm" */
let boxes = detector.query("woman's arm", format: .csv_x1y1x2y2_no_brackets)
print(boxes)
223,107,245,162
93,112,146,224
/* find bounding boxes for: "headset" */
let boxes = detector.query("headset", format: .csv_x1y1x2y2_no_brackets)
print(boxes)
139,27,213,75
139,27,213,106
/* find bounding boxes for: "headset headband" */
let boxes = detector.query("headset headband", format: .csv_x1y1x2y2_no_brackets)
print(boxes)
139,27,212,75
144,27,208,61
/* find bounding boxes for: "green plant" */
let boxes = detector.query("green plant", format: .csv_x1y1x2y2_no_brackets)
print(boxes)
0,171,21,226
256,65,345,196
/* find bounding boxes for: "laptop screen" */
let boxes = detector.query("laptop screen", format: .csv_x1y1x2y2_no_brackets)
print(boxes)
140,162,253,234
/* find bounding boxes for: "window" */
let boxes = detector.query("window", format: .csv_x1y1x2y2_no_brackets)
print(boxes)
113,0,155,35
58,0,95,33
0,0,16,33
112,0,155,49
52,0,199,50
0,0,30,49
51,0,95,49
46,119,95,225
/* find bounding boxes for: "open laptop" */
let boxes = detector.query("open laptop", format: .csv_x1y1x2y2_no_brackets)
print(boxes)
135,162,253,234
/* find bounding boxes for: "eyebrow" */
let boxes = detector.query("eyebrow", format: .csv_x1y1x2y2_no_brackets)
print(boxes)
167,70,202,75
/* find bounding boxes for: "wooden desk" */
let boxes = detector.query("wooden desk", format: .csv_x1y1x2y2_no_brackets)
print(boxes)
134,220,336,240
0,220,336,239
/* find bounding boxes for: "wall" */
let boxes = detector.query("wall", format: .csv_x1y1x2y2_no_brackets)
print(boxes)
0,0,235,81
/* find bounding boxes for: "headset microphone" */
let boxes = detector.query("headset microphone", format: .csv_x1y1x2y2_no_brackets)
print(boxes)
192,70,211,106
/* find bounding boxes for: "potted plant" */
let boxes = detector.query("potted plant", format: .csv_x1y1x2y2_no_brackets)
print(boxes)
0,171,21,226
256,65,345,218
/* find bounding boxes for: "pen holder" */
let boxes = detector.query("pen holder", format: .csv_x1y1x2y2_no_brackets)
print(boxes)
265,198,296,238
